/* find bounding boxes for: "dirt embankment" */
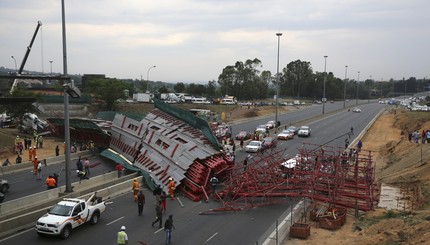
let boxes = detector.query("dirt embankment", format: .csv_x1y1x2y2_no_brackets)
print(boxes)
287,109,430,245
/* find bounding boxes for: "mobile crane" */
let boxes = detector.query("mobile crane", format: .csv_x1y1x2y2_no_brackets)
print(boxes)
10,21,42,94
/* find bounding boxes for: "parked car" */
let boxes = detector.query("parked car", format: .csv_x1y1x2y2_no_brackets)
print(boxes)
277,129,294,140
245,141,263,153
35,192,106,239
262,137,278,149
235,130,251,140
352,107,362,113
266,120,276,129
298,126,311,137
286,126,299,135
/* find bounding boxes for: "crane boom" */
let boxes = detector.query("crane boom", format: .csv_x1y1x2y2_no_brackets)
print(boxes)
10,21,43,94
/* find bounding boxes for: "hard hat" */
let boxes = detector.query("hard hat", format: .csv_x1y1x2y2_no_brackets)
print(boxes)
169,178,173,181
16,136,19,138
35,156,37,158
76,170,80,173
121,226,126,230
134,178,137,181
29,146,32,149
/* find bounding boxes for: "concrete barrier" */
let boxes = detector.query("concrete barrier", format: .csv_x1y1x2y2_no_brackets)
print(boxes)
0,173,140,238
262,199,310,245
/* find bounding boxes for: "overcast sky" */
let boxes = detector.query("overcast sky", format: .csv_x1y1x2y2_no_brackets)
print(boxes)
1,0,429,83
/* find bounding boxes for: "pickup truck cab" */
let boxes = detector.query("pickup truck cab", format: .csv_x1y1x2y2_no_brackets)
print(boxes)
35,193,106,239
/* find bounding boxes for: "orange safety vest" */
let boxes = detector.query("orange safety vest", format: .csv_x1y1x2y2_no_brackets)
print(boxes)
46,177,56,187
132,181,139,190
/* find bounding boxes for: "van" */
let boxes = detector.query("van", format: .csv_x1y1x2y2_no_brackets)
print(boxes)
221,99,236,105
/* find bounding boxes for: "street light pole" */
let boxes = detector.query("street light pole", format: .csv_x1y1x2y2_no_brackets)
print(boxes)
322,56,328,114
343,65,348,108
146,65,156,92
11,56,17,72
61,0,73,193
49,60,53,74
275,33,282,131
356,71,360,105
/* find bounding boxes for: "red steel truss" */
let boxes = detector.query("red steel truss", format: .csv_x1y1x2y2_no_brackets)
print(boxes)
201,143,379,214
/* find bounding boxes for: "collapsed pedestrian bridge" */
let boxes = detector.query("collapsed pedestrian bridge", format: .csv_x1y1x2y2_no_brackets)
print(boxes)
101,100,233,201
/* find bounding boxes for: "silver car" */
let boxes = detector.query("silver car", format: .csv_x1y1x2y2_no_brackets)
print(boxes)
245,141,263,153
298,126,311,137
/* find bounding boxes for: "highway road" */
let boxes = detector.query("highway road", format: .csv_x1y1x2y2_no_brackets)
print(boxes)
0,100,386,245
1,155,117,201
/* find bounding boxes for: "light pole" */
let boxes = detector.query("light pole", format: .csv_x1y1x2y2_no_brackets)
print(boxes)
147,65,156,92
49,60,53,74
356,71,360,105
343,65,348,108
275,32,282,131
322,56,328,114
11,56,17,72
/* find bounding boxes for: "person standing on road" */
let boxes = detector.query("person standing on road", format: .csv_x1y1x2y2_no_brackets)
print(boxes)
132,178,140,202
76,156,83,172
36,160,42,180
32,156,39,175
137,190,145,216
151,201,163,228
84,158,91,176
167,178,175,200
160,191,167,213
164,215,176,245
116,163,123,178
240,138,244,151
117,226,128,245
350,126,354,135
345,138,349,149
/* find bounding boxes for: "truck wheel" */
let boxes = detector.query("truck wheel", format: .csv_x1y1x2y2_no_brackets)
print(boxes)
60,225,71,239
90,212,100,225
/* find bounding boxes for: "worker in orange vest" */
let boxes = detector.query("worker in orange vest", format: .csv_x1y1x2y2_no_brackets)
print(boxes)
45,175,57,190
32,156,39,175
167,178,176,200
29,146,33,161
132,178,139,202
31,147,37,161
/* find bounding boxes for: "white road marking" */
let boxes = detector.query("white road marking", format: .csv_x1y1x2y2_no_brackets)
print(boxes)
0,227,33,243
204,232,218,243
106,216,124,226
154,228,164,233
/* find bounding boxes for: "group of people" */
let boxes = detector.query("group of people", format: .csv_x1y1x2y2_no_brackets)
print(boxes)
76,156,91,180
408,129,430,144
122,178,175,245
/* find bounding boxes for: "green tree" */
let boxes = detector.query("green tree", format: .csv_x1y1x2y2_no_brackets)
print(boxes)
281,60,314,99
0,89,40,123
174,82,186,93
206,80,217,98
158,86,169,94
86,78,129,110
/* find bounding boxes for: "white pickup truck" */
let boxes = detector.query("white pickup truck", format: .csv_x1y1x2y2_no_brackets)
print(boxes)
35,192,106,239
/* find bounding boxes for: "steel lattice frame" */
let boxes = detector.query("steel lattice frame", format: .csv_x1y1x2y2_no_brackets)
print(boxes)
200,143,379,214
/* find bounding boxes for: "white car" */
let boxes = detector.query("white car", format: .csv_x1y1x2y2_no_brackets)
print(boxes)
255,125,267,133
352,107,362,113
245,141,263,153
298,126,311,137
277,129,294,140
266,120,276,129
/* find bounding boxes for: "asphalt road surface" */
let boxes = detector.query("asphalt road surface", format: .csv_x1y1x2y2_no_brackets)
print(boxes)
0,100,386,245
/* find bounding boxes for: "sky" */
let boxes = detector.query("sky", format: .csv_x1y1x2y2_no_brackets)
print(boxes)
1,0,429,84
